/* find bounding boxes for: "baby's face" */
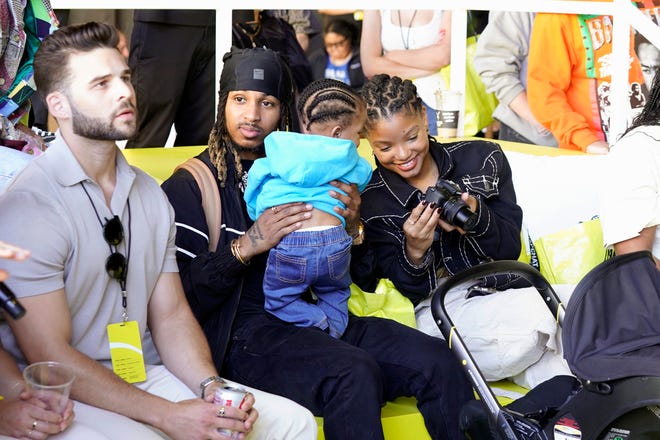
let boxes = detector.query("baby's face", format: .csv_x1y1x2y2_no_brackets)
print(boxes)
339,115,366,147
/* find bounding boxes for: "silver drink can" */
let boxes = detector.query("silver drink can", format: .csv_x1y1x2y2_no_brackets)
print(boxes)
213,385,248,439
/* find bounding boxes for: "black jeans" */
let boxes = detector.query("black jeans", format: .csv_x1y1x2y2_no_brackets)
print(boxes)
127,21,215,148
224,314,473,440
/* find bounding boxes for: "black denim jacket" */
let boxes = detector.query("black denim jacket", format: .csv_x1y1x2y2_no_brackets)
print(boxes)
351,139,523,305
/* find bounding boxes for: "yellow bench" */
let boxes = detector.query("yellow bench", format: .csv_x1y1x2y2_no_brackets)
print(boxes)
120,139,581,185
122,140,578,439
122,145,206,184
123,145,431,440
122,144,433,439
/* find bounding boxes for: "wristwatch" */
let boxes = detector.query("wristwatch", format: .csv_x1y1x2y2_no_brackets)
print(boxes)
351,221,365,246
199,375,223,398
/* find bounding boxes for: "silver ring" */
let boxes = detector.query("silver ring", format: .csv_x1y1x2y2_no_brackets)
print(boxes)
27,430,33,438
217,406,225,417
32,420,38,429
271,206,277,213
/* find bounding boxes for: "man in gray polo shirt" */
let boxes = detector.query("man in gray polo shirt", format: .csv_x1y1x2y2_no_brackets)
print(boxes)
0,22,316,440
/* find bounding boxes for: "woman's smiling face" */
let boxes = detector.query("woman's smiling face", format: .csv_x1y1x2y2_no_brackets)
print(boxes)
366,110,431,180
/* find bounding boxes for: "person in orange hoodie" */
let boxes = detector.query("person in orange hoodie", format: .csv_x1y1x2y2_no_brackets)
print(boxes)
527,8,646,154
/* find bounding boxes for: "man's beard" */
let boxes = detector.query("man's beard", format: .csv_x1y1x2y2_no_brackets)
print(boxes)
71,104,136,141
233,142,265,156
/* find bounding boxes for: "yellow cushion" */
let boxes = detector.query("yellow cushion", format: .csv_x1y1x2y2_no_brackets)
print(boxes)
122,140,576,440
120,138,579,186
315,397,431,440
312,383,528,440
122,145,206,184
122,146,433,439
122,142,369,185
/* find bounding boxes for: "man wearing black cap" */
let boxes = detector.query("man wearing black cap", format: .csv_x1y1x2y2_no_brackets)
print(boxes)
162,46,472,440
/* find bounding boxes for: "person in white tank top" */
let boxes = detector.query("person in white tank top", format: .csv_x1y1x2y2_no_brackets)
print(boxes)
361,10,451,136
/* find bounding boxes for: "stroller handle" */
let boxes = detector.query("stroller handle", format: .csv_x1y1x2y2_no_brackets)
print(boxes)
431,259,564,328
430,260,565,439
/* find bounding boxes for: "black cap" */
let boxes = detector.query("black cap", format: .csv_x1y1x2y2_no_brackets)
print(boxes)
220,47,293,106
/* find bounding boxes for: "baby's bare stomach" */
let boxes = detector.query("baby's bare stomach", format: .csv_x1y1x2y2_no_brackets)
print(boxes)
300,208,342,229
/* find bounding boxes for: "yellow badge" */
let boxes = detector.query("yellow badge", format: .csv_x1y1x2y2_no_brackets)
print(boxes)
107,321,146,383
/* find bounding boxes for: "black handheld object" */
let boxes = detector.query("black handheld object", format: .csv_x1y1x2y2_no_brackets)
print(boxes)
424,180,478,231
0,282,26,319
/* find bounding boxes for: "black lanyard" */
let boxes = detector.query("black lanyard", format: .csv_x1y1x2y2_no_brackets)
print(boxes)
80,181,132,320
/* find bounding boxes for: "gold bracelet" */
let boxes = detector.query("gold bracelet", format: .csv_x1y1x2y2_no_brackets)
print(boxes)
231,239,249,266
351,221,365,246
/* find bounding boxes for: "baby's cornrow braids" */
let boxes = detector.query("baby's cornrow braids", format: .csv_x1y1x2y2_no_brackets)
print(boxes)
361,73,423,131
298,79,362,132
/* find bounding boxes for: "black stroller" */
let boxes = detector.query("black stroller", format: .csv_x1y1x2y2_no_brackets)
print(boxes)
431,250,660,439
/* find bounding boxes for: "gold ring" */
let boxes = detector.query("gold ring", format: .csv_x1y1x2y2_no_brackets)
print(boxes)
217,406,225,417
32,420,37,429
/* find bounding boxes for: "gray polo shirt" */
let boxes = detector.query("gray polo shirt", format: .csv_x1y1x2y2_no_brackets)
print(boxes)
0,134,179,367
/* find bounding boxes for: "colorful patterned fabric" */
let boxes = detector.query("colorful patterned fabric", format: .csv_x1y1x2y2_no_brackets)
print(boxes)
0,0,57,124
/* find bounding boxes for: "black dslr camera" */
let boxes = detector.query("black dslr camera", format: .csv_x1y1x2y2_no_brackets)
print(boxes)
424,180,477,231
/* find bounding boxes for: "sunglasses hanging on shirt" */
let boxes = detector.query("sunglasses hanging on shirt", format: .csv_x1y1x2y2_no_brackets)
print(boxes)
80,181,131,321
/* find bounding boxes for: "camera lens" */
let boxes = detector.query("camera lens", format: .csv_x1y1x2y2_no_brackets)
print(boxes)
450,205,477,231
441,198,477,231
425,180,477,231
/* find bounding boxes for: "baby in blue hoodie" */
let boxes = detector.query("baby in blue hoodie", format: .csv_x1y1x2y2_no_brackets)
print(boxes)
244,79,372,338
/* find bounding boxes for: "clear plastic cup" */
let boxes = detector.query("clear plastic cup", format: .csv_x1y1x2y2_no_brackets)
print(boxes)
23,361,75,414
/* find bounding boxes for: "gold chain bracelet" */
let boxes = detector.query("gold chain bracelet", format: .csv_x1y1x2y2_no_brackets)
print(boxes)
230,239,249,266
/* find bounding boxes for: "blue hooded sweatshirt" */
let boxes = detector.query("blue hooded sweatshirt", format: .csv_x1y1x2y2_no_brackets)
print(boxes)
244,131,373,226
